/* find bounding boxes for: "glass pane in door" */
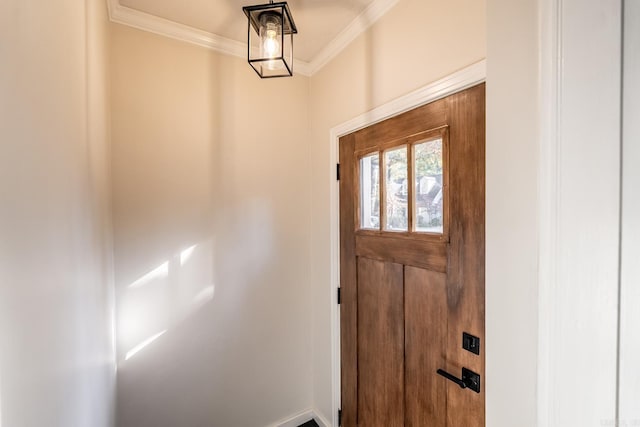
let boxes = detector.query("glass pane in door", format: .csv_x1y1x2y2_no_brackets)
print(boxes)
414,139,443,233
360,153,380,229
384,146,408,231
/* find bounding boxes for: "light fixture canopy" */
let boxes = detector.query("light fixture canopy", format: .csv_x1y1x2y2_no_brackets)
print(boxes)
243,1,297,78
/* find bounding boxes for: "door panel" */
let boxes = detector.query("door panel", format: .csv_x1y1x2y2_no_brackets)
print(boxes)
340,84,486,427
357,257,404,427
405,267,447,427
354,235,447,272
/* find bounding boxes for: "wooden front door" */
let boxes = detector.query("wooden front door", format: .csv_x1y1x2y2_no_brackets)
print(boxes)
339,84,485,427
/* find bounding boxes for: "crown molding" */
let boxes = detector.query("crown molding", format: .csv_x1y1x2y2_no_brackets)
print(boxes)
305,0,399,75
106,0,398,77
107,0,247,62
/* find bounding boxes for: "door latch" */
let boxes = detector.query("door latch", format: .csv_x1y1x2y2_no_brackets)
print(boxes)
436,367,481,393
462,332,480,355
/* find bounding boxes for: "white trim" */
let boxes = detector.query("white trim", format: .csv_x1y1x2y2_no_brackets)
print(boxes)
108,0,244,57
537,0,561,424
106,0,312,75
312,409,331,427
329,61,486,139
267,408,313,427
106,0,398,77
619,1,640,423
537,0,622,425
305,0,399,75
328,60,486,427
266,408,328,427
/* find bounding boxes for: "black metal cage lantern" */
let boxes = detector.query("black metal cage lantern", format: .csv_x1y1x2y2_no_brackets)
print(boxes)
242,1,297,78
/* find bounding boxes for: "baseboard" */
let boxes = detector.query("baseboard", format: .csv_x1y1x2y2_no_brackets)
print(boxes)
268,408,331,427
311,408,331,427
268,408,314,427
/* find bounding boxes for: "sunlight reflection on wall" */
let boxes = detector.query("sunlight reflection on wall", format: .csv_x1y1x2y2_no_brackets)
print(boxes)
117,200,278,364
118,239,215,362
125,330,167,360
180,245,197,266
128,263,168,289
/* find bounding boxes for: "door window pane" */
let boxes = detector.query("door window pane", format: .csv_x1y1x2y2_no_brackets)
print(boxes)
384,146,408,231
360,153,380,229
414,139,443,233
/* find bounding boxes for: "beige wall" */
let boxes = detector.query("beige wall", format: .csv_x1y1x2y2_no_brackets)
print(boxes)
486,0,539,426
0,0,114,426
308,0,486,420
110,24,313,427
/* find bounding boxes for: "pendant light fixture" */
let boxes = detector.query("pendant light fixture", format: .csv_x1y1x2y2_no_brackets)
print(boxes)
242,1,297,78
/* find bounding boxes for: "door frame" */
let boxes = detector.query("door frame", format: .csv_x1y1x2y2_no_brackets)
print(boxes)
537,0,622,425
619,0,638,423
328,60,486,427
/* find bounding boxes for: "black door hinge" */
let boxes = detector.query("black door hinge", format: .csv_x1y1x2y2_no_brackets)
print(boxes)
337,287,341,304
336,163,341,181
338,409,342,426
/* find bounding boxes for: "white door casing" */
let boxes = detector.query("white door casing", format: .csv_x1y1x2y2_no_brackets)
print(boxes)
620,0,640,424
538,0,622,425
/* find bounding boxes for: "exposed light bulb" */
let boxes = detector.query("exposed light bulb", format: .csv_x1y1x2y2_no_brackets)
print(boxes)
259,12,283,71
263,28,279,58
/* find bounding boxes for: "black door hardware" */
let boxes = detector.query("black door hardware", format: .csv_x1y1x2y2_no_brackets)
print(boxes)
436,367,481,393
462,332,480,355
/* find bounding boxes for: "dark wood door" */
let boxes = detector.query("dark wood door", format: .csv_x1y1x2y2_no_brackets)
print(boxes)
339,84,485,427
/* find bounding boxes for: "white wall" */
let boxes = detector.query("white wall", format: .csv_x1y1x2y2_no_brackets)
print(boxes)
486,1,539,425
308,0,486,422
620,0,640,423
109,24,313,427
0,0,115,426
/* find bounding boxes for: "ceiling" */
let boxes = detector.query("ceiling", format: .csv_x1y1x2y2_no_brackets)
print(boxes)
107,0,399,75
